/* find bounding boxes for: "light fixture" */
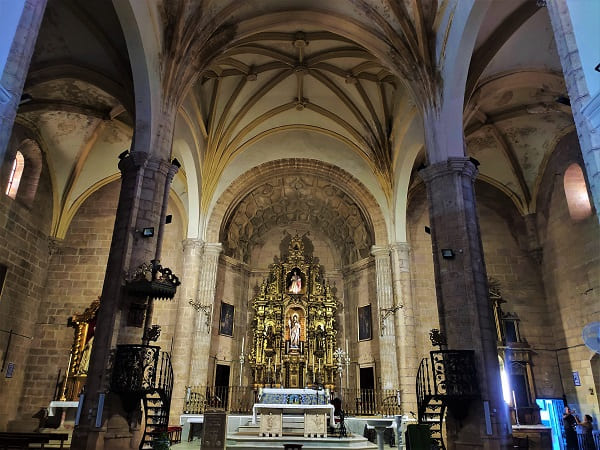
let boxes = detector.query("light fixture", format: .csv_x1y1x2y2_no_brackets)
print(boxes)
118,150,129,160
441,249,455,259
165,215,172,224
141,227,154,237
424,226,431,235
469,157,480,168
172,158,181,168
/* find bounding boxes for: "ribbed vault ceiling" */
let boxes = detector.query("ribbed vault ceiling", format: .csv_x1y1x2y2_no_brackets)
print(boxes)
195,30,400,208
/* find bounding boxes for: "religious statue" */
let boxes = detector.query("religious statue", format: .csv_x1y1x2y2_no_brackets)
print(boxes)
288,270,302,294
289,314,301,348
265,325,276,349
315,324,325,353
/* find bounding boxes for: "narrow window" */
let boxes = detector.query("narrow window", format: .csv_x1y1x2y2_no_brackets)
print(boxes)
5,151,24,199
564,164,592,220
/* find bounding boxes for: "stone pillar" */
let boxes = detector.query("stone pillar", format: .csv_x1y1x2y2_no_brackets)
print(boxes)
390,242,418,414
371,246,399,390
170,238,204,421
188,242,222,387
419,158,511,449
0,0,46,161
547,0,600,222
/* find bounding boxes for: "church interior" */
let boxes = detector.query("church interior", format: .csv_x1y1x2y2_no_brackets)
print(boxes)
0,1,598,449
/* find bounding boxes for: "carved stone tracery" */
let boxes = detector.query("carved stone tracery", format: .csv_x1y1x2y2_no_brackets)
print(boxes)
221,175,373,265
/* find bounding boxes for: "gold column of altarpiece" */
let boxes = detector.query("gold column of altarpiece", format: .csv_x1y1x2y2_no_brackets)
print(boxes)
59,297,99,401
249,235,338,390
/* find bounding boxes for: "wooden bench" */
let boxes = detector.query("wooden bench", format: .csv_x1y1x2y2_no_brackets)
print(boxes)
167,426,182,445
0,432,69,449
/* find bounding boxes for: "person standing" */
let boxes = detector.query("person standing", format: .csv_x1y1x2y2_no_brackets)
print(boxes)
563,407,579,450
576,414,595,450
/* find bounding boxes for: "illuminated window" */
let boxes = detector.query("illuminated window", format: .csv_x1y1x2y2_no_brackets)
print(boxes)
564,164,592,220
5,151,24,199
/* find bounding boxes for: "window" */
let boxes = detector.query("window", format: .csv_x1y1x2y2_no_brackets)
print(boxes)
5,151,24,199
564,163,592,220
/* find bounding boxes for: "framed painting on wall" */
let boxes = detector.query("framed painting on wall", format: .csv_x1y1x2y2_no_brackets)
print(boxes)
358,304,372,341
219,302,234,337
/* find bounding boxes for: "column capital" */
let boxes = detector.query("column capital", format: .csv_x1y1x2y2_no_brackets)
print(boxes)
118,151,148,174
203,242,223,256
48,237,64,256
390,242,411,255
418,157,478,184
370,245,390,258
182,238,204,253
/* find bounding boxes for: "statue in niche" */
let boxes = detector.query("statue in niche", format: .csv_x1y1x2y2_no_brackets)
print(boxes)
265,325,276,350
288,269,302,294
315,324,325,354
289,314,301,348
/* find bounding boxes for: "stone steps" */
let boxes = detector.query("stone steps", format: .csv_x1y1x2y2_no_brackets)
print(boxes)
226,434,379,450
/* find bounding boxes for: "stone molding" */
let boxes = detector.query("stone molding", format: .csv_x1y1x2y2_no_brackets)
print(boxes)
203,242,223,256
418,157,478,184
47,237,64,256
182,238,204,253
341,256,373,276
370,245,390,258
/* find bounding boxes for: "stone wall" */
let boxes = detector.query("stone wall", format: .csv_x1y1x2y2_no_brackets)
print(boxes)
0,158,53,429
17,181,120,421
407,185,439,360
540,165,599,417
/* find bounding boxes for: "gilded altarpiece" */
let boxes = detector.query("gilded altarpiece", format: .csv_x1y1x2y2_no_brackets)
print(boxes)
249,235,337,390
60,298,99,401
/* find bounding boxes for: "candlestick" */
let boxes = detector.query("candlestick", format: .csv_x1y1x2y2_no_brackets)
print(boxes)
241,336,245,354
512,390,520,426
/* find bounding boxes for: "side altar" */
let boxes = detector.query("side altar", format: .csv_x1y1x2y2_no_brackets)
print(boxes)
248,234,338,390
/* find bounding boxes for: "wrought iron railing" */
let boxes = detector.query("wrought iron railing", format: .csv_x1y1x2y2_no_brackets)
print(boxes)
184,386,400,416
417,350,479,421
111,345,173,397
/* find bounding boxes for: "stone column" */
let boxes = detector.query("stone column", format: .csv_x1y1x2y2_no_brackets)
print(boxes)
70,153,174,450
188,242,222,388
0,0,46,160
420,158,511,449
547,0,600,221
390,242,418,414
371,246,399,390
170,238,204,421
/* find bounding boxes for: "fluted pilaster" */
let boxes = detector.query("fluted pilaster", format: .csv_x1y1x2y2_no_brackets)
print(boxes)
188,242,222,387
371,245,399,389
170,238,204,420
390,242,417,413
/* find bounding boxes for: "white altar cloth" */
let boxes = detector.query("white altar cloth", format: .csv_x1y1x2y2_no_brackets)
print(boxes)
48,400,79,416
252,403,335,425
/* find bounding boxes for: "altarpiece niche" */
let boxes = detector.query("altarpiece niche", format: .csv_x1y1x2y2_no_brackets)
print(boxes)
249,234,337,390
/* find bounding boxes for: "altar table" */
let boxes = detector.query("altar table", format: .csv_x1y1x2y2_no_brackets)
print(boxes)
252,403,335,426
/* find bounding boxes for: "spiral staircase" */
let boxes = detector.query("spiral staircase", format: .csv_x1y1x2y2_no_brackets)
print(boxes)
416,350,479,449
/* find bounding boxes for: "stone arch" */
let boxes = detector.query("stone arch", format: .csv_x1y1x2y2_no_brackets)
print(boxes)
206,159,388,253
112,1,162,156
